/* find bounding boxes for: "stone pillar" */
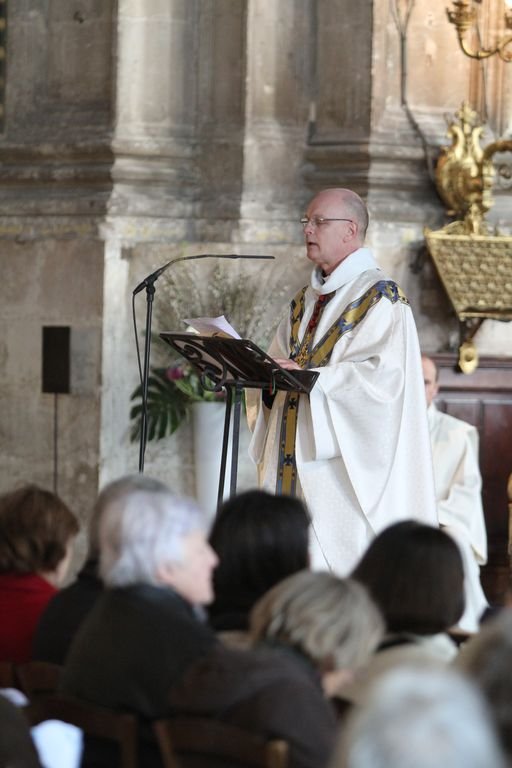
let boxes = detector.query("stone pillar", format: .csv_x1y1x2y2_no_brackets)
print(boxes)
302,0,373,199
111,0,202,218
195,0,247,223
97,235,133,486
111,0,249,229
0,1,114,541
239,0,312,242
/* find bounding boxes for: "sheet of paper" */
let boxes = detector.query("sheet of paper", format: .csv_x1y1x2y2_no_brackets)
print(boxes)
182,314,241,339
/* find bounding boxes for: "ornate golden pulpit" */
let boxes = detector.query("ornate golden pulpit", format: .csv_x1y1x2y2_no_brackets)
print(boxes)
424,104,512,372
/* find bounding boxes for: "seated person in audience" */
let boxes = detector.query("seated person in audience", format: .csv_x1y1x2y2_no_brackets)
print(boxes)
331,665,505,768
348,521,465,699
62,475,218,720
170,571,384,768
0,485,79,663
456,608,512,763
208,489,310,643
33,476,147,664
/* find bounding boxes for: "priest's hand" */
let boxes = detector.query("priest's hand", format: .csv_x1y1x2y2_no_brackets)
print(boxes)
274,358,302,370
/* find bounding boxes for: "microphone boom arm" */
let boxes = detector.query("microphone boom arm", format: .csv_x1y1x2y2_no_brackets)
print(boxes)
133,253,275,296
133,253,275,473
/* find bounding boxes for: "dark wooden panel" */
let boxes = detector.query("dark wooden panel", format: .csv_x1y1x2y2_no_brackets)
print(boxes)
436,397,481,427
432,354,512,606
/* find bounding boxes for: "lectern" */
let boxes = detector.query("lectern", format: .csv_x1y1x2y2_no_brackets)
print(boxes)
159,333,319,509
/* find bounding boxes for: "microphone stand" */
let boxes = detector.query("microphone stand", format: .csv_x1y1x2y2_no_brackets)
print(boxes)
134,253,275,473
138,280,155,473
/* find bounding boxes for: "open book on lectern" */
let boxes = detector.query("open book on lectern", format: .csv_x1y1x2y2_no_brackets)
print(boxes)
159,315,319,395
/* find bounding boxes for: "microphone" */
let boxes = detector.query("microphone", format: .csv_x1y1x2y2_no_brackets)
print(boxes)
133,253,275,296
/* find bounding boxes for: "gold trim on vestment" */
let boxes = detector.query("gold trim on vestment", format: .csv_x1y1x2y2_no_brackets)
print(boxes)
276,280,409,495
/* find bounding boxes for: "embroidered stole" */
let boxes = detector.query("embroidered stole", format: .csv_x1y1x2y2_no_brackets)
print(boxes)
275,279,410,495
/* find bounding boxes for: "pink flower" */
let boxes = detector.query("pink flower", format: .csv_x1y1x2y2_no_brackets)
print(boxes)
166,365,184,381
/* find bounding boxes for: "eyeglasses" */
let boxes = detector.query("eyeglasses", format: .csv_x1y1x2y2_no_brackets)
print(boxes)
300,216,353,228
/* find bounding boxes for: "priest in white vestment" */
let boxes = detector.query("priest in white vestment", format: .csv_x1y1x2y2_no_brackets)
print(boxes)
422,354,489,632
247,188,438,575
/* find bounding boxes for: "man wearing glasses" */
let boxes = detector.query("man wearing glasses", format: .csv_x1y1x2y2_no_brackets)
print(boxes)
247,187,437,574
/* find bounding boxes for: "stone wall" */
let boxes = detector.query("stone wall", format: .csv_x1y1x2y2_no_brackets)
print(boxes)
1,0,511,566
0,0,114,562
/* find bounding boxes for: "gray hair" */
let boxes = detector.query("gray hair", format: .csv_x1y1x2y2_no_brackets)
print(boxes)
333,666,505,768
88,475,149,558
340,189,369,240
249,570,384,670
98,475,207,587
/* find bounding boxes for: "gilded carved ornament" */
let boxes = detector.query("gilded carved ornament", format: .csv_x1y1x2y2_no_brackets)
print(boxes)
447,0,512,62
424,104,512,373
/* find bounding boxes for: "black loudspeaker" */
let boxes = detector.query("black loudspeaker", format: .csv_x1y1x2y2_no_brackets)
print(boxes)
42,326,71,394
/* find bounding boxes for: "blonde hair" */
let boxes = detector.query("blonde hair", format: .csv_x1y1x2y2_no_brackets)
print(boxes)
250,570,384,670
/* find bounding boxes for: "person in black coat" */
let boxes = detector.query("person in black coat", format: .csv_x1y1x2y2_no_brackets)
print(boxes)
61,475,219,766
33,557,102,665
34,476,176,665
170,571,384,768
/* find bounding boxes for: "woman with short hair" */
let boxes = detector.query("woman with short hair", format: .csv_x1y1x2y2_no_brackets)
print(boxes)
0,484,79,663
250,570,384,697
170,571,384,768
352,520,465,639
208,489,310,639
346,520,465,704
62,475,219,720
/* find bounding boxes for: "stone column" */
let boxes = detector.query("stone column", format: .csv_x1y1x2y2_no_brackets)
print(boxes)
0,1,114,541
195,0,247,224
111,0,202,218
302,0,373,199
239,0,312,243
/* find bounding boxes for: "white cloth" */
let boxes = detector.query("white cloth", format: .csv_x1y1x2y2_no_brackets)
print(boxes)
341,633,458,706
0,688,83,768
31,721,83,768
428,403,489,631
428,403,487,564
247,248,438,574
